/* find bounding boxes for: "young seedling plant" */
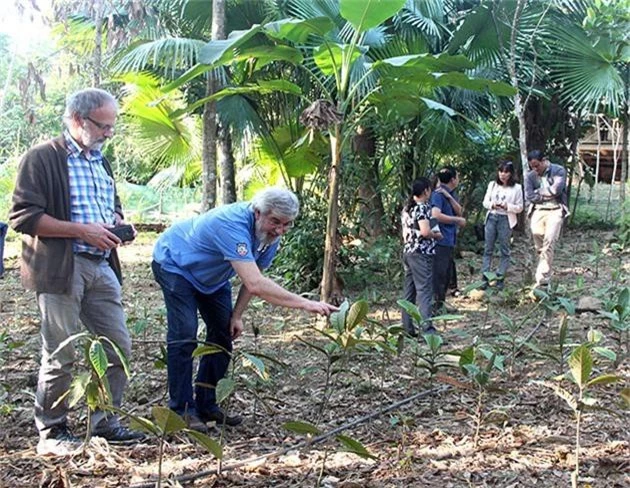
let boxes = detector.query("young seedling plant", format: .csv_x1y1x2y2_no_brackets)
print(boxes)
295,300,373,424
536,344,621,488
127,406,221,488
282,419,376,488
598,286,630,366
458,342,505,448
51,332,130,446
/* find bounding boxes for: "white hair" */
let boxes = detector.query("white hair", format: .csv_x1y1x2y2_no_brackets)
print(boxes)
251,188,300,219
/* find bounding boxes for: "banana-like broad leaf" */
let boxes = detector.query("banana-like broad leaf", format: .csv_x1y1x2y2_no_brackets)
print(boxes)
66,372,91,409
585,374,621,388
346,300,369,331
568,345,592,387
330,300,350,334
420,98,456,116
283,420,321,435
89,341,108,379
313,43,363,76
234,45,304,69
176,80,303,116
373,53,474,72
265,17,336,42
185,430,223,458
192,344,226,358
152,406,187,434
199,26,264,66
216,378,236,404
340,0,406,33
336,434,377,459
242,352,269,381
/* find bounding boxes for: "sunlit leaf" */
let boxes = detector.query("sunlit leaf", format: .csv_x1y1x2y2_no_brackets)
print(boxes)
283,421,321,435
336,434,377,459
152,406,187,434
185,430,223,458
216,378,236,404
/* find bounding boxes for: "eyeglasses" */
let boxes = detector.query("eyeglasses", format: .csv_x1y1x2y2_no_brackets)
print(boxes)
85,116,115,132
268,216,294,231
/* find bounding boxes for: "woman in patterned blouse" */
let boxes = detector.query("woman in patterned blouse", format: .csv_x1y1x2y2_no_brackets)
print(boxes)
401,177,443,336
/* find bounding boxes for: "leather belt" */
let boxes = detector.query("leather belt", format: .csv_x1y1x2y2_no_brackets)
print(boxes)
76,252,106,262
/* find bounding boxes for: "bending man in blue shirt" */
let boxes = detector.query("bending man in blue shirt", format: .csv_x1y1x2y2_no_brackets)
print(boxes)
152,188,338,431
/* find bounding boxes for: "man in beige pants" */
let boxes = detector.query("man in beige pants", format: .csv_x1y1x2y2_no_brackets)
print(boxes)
524,150,568,290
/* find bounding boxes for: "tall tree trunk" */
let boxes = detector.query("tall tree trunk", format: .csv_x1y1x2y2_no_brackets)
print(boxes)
620,65,628,203
210,0,236,204
200,0,227,211
201,77,218,211
321,125,342,303
219,126,236,203
93,0,104,87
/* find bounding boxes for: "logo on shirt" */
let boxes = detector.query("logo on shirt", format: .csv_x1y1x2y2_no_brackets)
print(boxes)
236,242,248,256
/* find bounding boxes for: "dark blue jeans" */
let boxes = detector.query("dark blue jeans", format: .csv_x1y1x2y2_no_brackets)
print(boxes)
0,222,7,277
151,261,233,417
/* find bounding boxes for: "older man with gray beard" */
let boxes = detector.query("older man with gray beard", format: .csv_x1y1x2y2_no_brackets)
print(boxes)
10,88,144,456
152,188,338,432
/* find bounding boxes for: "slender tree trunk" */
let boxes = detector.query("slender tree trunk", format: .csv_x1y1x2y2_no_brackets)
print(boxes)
200,0,228,211
595,115,601,182
620,65,628,202
93,0,104,87
321,126,342,303
219,127,236,203
201,77,218,211
210,0,236,204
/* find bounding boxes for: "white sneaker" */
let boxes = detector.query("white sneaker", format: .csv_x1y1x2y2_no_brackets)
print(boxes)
37,425,81,456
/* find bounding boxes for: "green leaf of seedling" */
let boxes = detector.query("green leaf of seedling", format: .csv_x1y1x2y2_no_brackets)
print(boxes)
585,374,621,388
569,345,593,387
592,347,616,362
100,336,131,378
587,329,603,344
498,312,513,328
620,388,630,408
431,314,465,322
65,372,91,408
557,297,576,315
423,333,443,351
597,311,620,322
296,336,328,356
346,300,369,331
536,380,578,411
463,280,487,293
618,287,629,310
85,383,100,410
152,406,187,434
216,378,235,404
559,316,569,344
242,352,269,381
193,344,227,358
335,434,377,459
459,346,475,367
185,430,223,459
330,301,350,334
50,332,89,359
130,415,161,436
89,341,109,379
283,421,321,436
397,299,422,324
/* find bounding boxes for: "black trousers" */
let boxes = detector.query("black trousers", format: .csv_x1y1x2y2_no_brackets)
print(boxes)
432,245,454,310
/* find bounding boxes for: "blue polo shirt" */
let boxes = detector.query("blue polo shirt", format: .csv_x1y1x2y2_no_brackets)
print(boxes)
153,202,280,294
430,188,458,248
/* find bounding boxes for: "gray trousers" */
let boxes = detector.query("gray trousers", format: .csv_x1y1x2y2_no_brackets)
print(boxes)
482,213,512,277
35,255,130,439
402,252,433,334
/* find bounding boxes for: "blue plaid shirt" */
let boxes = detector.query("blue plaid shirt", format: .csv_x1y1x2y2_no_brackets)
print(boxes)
65,131,116,256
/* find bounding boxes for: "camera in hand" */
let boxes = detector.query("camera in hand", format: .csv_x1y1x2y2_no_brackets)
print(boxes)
110,224,135,243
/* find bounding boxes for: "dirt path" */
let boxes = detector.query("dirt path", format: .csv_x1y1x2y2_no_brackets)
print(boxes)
0,230,627,487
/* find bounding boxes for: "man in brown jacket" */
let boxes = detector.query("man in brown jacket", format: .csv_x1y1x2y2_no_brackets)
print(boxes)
10,88,143,455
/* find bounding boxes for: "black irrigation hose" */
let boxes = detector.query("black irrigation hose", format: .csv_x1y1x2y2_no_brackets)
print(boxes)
128,385,449,488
